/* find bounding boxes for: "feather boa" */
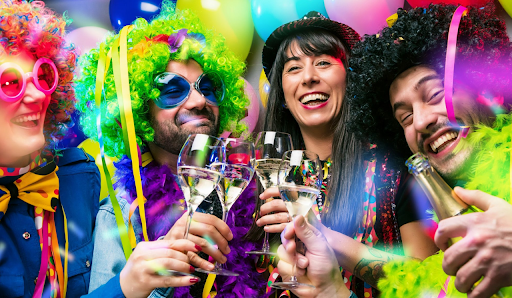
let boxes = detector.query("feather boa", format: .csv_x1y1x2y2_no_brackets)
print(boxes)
378,112,512,297
114,156,268,297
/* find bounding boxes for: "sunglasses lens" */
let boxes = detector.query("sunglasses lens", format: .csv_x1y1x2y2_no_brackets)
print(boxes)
0,68,23,97
36,62,57,91
154,73,190,108
199,73,224,105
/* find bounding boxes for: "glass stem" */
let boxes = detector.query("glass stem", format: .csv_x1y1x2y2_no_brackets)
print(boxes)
290,235,298,282
184,210,194,239
262,231,270,252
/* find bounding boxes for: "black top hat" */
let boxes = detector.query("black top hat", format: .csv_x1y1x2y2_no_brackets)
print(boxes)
262,11,360,79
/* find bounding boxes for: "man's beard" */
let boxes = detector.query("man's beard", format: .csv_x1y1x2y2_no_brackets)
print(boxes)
151,109,219,155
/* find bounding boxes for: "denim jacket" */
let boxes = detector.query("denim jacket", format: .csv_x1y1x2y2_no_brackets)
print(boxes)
0,148,125,297
88,192,172,298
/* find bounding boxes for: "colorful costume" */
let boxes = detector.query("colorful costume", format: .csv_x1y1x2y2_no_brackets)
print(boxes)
344,3,512,297
76,2,266,297
378,113,512,297
0,1,123,297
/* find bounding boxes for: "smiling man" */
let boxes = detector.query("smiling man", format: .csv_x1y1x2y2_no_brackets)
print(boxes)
76,4,267,297
346,3,512,297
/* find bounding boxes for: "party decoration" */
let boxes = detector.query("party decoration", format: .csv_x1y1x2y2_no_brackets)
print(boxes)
252,0,327,41
66,26,110,55
406,0,490,7
499,0,512,18
77,139,118,200
258,69,270,108
220,78,260,138
324,0,403,36
177,0,253,61
242,79,260,133
109,0,168,31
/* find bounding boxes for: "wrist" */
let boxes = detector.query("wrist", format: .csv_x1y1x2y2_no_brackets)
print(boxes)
316,277,350,298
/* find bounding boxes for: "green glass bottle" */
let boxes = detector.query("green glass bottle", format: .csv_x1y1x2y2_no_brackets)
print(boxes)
406,152,478,245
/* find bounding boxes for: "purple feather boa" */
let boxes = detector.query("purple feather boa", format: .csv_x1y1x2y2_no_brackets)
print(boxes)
114,156,268,297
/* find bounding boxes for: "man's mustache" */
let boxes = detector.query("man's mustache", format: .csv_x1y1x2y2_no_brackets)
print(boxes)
176,108,216,126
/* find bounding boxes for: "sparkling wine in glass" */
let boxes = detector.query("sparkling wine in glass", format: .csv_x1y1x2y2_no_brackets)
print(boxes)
246,131,293,256
177,134,225,238
196,138,255,276
271,150,322,290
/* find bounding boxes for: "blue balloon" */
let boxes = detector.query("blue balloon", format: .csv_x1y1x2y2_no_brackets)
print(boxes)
109,0,174,31
251,0,327,41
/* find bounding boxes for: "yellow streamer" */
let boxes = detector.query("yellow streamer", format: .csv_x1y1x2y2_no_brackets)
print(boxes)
112,25,149,242
203,273,217,298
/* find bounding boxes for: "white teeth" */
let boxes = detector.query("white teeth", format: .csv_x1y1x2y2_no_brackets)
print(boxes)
12,113,40,123
300,93,329,104
430,131,458,153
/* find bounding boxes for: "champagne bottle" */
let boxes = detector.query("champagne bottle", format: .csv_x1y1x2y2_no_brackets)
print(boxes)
406,152,478,245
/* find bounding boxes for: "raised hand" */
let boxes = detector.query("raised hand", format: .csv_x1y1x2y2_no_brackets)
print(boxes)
256,186,290,233
277,215,351,298
435,187,512,298
165,212,233,264
119,239,213,298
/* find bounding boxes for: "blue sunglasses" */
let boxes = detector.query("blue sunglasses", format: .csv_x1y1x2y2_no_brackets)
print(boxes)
153,72,225,109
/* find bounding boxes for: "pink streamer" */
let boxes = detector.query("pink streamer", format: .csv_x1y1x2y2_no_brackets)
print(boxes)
33,212,49,298
444,6,470,138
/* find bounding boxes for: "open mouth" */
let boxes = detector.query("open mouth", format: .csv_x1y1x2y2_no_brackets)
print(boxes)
11,113,40,128
299,93,329,106
429,130,459,154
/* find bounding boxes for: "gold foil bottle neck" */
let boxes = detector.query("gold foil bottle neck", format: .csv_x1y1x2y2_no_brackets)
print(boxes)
406,152,471,221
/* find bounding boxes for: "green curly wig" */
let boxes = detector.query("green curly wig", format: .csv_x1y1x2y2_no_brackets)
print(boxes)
75,1,248,158
378,112,512,297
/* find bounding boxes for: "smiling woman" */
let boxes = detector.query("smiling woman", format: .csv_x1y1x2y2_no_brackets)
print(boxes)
248,10,439,298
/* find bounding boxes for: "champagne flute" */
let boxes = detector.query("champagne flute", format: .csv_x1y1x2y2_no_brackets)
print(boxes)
246,131,293,256
177,134,225,239
196,138,255,276
271,150,322,290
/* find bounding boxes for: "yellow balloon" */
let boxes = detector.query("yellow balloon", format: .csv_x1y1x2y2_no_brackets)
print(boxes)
499,0,512,19
77,139,118,201
258,69,270,108
177,0,254,61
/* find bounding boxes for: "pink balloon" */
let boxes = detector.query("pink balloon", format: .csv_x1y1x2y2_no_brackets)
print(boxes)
66,26,110,55
324,0,403,36
220,78,260,138
407,0,489,7
242,79,260,133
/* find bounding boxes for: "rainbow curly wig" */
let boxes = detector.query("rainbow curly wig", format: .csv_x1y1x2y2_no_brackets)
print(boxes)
76,0,248,158
0,0,78,146
346,3,512,165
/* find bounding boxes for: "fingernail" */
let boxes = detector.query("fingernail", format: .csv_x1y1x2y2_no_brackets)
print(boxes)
297,257,307,268
208,263,215,270
226,246,231,254
228,231,233,240
296,215,306,227
256,219,261,226
190,278,200,283
194,244,203,251
190,265,195,273
222,255,227,263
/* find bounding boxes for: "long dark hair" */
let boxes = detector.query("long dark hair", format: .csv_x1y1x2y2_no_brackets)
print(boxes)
246,28,365,241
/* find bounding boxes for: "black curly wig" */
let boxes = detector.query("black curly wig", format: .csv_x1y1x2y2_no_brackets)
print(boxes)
346,3,512,165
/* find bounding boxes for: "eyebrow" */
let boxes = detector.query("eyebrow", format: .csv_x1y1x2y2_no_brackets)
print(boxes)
392,73,442,116
284,56,300,64
415,74,441,90
392,101,407,116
